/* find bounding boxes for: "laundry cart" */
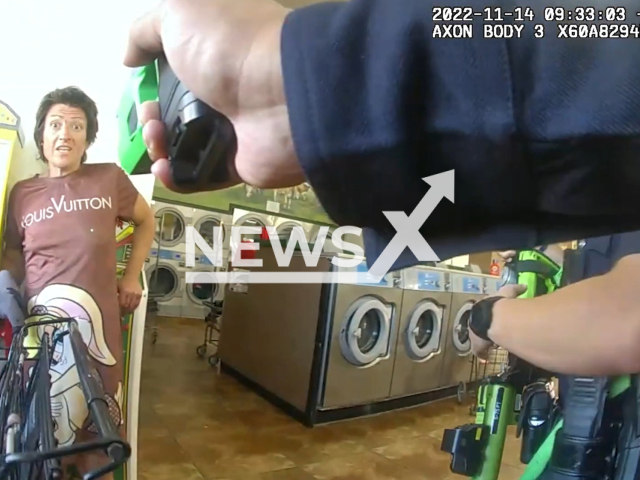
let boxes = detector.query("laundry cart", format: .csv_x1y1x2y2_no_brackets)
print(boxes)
0,317,131,478
481,273,509,378
144,249,185,317
438,272,485,401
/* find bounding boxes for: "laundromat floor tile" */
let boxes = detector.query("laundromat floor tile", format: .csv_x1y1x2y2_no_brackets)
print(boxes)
190,453,297,480
371,435,455,479
214,467,318,480
137,425,192,466
502,426,525,467
241,422,373,466
137,316,525,480
257,468,317,480
301,451,432,479
138,462,205,480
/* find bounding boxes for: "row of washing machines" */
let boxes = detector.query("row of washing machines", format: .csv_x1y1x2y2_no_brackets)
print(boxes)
217,249,505,421
322,265,503,408
145,201,330,319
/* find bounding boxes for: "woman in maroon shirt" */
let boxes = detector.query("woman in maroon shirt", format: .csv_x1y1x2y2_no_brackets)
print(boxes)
2,87,155,480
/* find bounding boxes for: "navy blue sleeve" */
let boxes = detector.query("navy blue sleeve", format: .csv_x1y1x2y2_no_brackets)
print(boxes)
281,0,640,270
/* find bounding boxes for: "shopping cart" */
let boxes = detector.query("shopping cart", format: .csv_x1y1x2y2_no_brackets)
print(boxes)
0,316,131,480
195,300,223,367
457,346,509,415
145,293,162,345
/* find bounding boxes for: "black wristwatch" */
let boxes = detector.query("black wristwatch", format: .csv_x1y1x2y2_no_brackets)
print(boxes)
469,296,505,342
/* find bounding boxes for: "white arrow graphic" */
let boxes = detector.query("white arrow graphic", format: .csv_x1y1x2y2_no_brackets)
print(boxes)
366,169,455,282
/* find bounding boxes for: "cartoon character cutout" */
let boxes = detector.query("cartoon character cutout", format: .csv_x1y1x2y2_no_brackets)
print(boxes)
116,218,135,248
26,284,123,447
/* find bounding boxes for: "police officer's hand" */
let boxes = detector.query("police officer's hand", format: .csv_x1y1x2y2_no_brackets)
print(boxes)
469,283,527,361
124,0,306,192
497,250,517,263
496,283,528,299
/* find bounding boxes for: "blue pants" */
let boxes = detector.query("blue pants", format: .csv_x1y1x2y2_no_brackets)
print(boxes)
541,232,640,480
558,231,640,401
569,231,640,279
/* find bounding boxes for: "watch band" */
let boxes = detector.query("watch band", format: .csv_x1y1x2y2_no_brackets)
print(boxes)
469,296,504,342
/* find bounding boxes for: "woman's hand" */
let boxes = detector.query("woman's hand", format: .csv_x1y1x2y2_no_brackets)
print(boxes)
118,275,143,314
469,283,527,360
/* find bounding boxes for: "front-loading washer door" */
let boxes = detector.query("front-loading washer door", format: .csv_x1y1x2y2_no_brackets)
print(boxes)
452,302,473,355
147,264,179,301
339,297,392,367
405,300,442,361
188,279,220,304
155,208,186,247
196,216,224,246
277,222,301,241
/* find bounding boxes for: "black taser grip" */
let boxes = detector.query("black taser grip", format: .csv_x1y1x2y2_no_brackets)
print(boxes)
157,56,237,189
559,249,584,287
612,375,640,480
518,382,554,464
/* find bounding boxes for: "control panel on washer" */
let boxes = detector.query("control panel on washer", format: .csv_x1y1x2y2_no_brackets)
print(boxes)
450,273,483,294
401,268,449,292
352,260,399,288
483,276,502,295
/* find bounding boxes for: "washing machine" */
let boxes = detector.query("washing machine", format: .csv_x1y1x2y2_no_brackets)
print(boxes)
192,208,233,254
389,266,453,398
274,217,313,243
309,225,337,252
145,248,185,317
439,272,485,390
152,201,193,253
318,259,403,409
480,273,513,377
181,268,226,319
181,249,230,319
308,225,363,255
230,209,273,260
483,274,503,295
232,210,272,238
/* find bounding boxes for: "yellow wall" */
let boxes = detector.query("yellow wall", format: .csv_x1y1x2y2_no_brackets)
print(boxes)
0,129,19,206
0,101,46,266
0,101,27,262
5,141,45,191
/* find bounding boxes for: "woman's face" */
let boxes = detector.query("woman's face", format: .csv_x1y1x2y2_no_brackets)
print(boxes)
42,103,88,173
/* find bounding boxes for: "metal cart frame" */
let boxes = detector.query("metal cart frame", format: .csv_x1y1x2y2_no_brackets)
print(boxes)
457,346,509,415
0,317,131,480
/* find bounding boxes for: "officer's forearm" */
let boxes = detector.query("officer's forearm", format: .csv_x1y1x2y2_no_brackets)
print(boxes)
489,260,640,376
